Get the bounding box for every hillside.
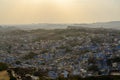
[69,21,120,29]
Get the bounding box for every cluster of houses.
[0,29,120,79]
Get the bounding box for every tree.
[23,52,37,60]
[88,64,99,72]
[15,61,21,65]
[0,62,8,71]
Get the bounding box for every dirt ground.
[0,70,10,80]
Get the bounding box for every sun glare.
[22,0,43,4]
[54,0,73,5]
[21,0,73,6]
[54,0,68,4]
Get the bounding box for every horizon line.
[0,20,120,26]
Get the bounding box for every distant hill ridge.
[0,21,120,30]
[68,21,120,30]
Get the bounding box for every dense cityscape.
[0,26,120,80]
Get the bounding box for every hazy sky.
[0,0,120,24]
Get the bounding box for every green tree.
[0,62,8,71]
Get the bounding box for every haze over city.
[0,0,120,24]
[0,0,120,80]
